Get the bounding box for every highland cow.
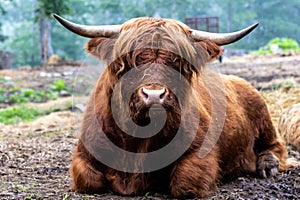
[54,14,290,198]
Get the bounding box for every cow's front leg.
[255,110,289,178]
[170,151,219,198]
[257,151,280,178]
[256,137,288,178]
[105,171,149,196]
[70,144,106,193]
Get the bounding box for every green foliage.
[0,98,73,125]
[62,193,70,200]
[50,79,67,92]
[142,192,150,200]
[0,4,5,15]
[251,0,300,47]
[34,0,72,65]
[11,183,30,191]
[0,31,7,42]
[51,28,87,61]
[2,0,300,66]
[270,38,300,52]
[0,87,58,104]
[0,0,11,42]
[1,22,40,67]
[0,105,43,125]
[35,0,72,20]
[271,80,296,90]
[0,79,70,104]
[251,37,300,55]
[0,88,5,94]
[25,194,35,200]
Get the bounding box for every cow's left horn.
[53,14,121,38]
[191,23,259,45]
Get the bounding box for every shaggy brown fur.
[71,17,289,198]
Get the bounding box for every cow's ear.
[85,37,115,61]
[196,40,223,60]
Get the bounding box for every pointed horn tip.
[52,14,67,26]
[52,14,60,20]
[240,22,259,37]
[52,14,77,35]
[52,14,68,25]
[250,22,259,30]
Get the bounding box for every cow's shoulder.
[221,74,268,119]
[221,74,260,97]
[201,71,258,97]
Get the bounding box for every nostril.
[141,88,149,99]
[159,88,166,100]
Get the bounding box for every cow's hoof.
[257,153,279,178]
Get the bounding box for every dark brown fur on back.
[70,17,289,197]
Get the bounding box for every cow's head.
[54,14,257,129]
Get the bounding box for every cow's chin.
[131,104,167,127]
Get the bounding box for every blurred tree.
[2,0,300,67]
[51,1,96,61]
[0,0,41,67]
[250,0,300,49]
[211,0,257,49]
[3,22,40,67]
[35,0,71,65]
[96,0,210,24]
[0,0,11,42]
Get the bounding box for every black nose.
[140,87,167,105]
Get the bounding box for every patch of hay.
[261,86,300,128]
[47,54,60,65]
[278,103,300,151]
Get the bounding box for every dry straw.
[262,85,300,151]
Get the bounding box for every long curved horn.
[191,23,259,45]
[53,14,121,38]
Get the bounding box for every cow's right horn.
[191,22,259,45]
[53,14,121,38]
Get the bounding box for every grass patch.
[12,183,29,191]
[63,193,70,200]
[0,104,43,125]
[0,97,74,125]
[44,101,73,114]
[0,79,70,104]
[31,182,38,187]
[0,135,6,140]
[251,37,300,55]
[42,132,57,137]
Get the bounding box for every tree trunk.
[38,13,53,65]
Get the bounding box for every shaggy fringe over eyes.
[113,18,213,79]
[86,17,223,81]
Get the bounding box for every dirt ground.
[0,54,300,199]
